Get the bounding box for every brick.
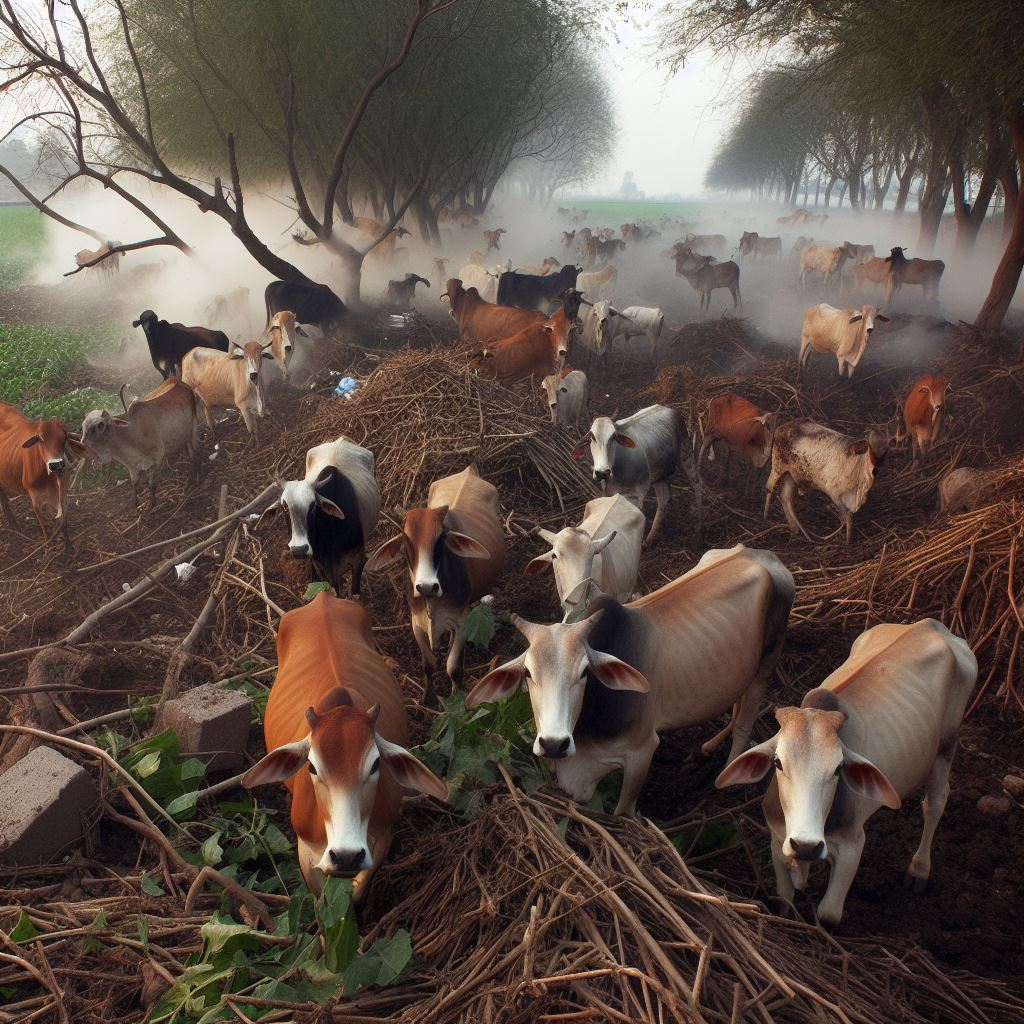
[162,683,252,770]
[0,746,97,865]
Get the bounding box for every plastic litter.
[334,376,358,399]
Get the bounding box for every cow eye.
[833,763,842,777]
[773,757,783,773]
[369,756,380,776]
[307,762,318,776]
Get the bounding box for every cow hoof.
[903,873,928,894]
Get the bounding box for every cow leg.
[843,509,854,546]
[696,434,715,479]
[699,707,736,756]
[412,620,438,705]
[778,476,813,541]
[0,489,19,529]
[905,738,955,892]
[644,481,670,547]
[817,830,866,926]
[350,550,367,598]
[445,619,469,688]
[613,732,659,817]
[770,830,796,904]
[724,667,769,764]
[147,467,159,511]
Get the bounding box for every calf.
[468,545,795,815]
[521,256,562,276]
[541,368,589,428]
[259,436,380,597]
[607,305,664,359]
[242,593,447,899]
[80,379,198,509]
[799,244,854,290]
[181,340,274,443]
[264,280,346,332]
[674,249,741,312]
[365,465,506,704]
[133,309,230,379]
[715,619,976,925]
[798,303,889,380]
[526,494,644,617]
[937,466,1000,516]
[764,419,889,545]
[470,307,578,383]
[588,404,702,545]
[431,257,449,290]
[496,265,581,311]
[561,230,576,251]
[902,374,949,463]
[0,403,90,546]
[738,232,781,260]
[387,273,429,308]
[698,394,776,482]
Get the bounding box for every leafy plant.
[302,581,333,601]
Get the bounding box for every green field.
[564,199,702,223]
[0,204,45,289]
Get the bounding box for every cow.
[132,309,231,380]
[0,403,91,547]
[469,307,578,383]
[715,618,976,925]
[697,394,777,484]
[386,273,430,308]
[257,436,380,597]
[885,247,945,303]
[575,299,615,361]
[561,230,576,252]
[580,236,625,267]
[799,244,854,290]
[241,593,447,899]
[265,310,309,383]
[443,279,544,346]
[206,287,251,330]
[264,281,346,332]
[456,262,504,303]
[674,249,741,311]
[467,544,795,816]
[606,306,664,359]
[352,217,410,261]
[738,232,782,260]
[853,257,893,301]
[798,304,889,380]
[541,368,589,428]
[901,374,949,463]
[80,379,198,509]
[483,228,507,252]
[181,339,274,443]
[843,242,876,265]
[575,264,618,303]
[525,494,645,617]
[684,233,726,256]
[496,265,581,311]
[521,256,562,276]
[365,465,506,704]
[74,240,121,277]
[431,257,450,290]
[588,404,702,545]
[764,419,889,545]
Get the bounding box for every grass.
[0,206,45,289]
[566,199,703,224]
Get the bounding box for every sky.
[585,3,753,199]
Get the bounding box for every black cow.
[264,281,346,332]
[496,264,581,312]
[132,310,230,379]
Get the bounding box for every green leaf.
[201,832,224,867]
[140,873,165,897]
[342,953,382,996]
[9,911,40,943]
[462,602,496,648]
[133,751,162,779]
[138,914,149,950]
[372,930,413,986]
[303,581,333,601]
[167,790,200,817]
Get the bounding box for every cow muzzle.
[289,543,311,559]
[415,580,441,597]
[536,735,572,759]
[46,458,65,475]
[249,371,259,382]
[323,846,367,876]
[786,836,826,861]
[593,469,611,482]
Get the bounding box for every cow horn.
[118,383,129,414]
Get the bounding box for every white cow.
[265,310,311,383]
[764,419,889,545]
[540,369,590,428]
[716,618,977,925]
[576,265,618,303]
[526,495,645,616]
[799,244,853,290]
[181,339,273,443]
[607,306,664,359]
[798,303,889,380]
[457,260,508,303]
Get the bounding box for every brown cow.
[0,403,90,546]
[469,308,578,383]
[442,278,544,347]
[674,248,741,310]
[886,247,945,303]
[901,374,949,462]
[698,394,777,485]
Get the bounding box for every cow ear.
[877,313,890,322]
[317,495,345,519]
[714,740,777,789]
[841,747,901,809]
[849,440,869,455]
[587,648,650,692]
[444,530,490,558]
[241,737,310,788]
[66,438,94,458]
[365,534,408,572]
[466,657,527,707]
[375,735,448,801]
[525,551,555,575]
[228,348,244,359]
[591,530,617,554]
[848,313,864,324]
[253,502,283,531]
[111,417,130,427]
[21,434,42,449]
[614,433,636,448]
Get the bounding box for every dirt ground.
[2,275,1024,1015]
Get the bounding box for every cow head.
[80,408,129,464]
[257,470,346,558]
[526,527,617,616]
[230,339,274,382]
[365,505,489,598]
[242,686,446,878]
[21,418,89,475]
[268,310,302,378]
[132,309,157,333]
[916,376,949,418]
[847,306,889,337]
[588,415,635,485]
[715,704,899,863]
[466,612,648,758]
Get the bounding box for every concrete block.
[0,745,97,866]
[163,683,252,770]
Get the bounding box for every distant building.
[616,171,644,200]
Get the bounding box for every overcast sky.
[587,4,752,198]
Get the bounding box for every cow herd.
[0,204,989,937]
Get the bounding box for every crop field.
[565,198,702,223]
[0,204,44,290]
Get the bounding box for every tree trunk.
[951,141,1003,254]
[837,181,847,208]
[814,176,821,206]
[894,162,917,214]
[873,165,893,209]
[1000,164,1019,241]
[823,175,837,208]
[975,107,1024,333]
